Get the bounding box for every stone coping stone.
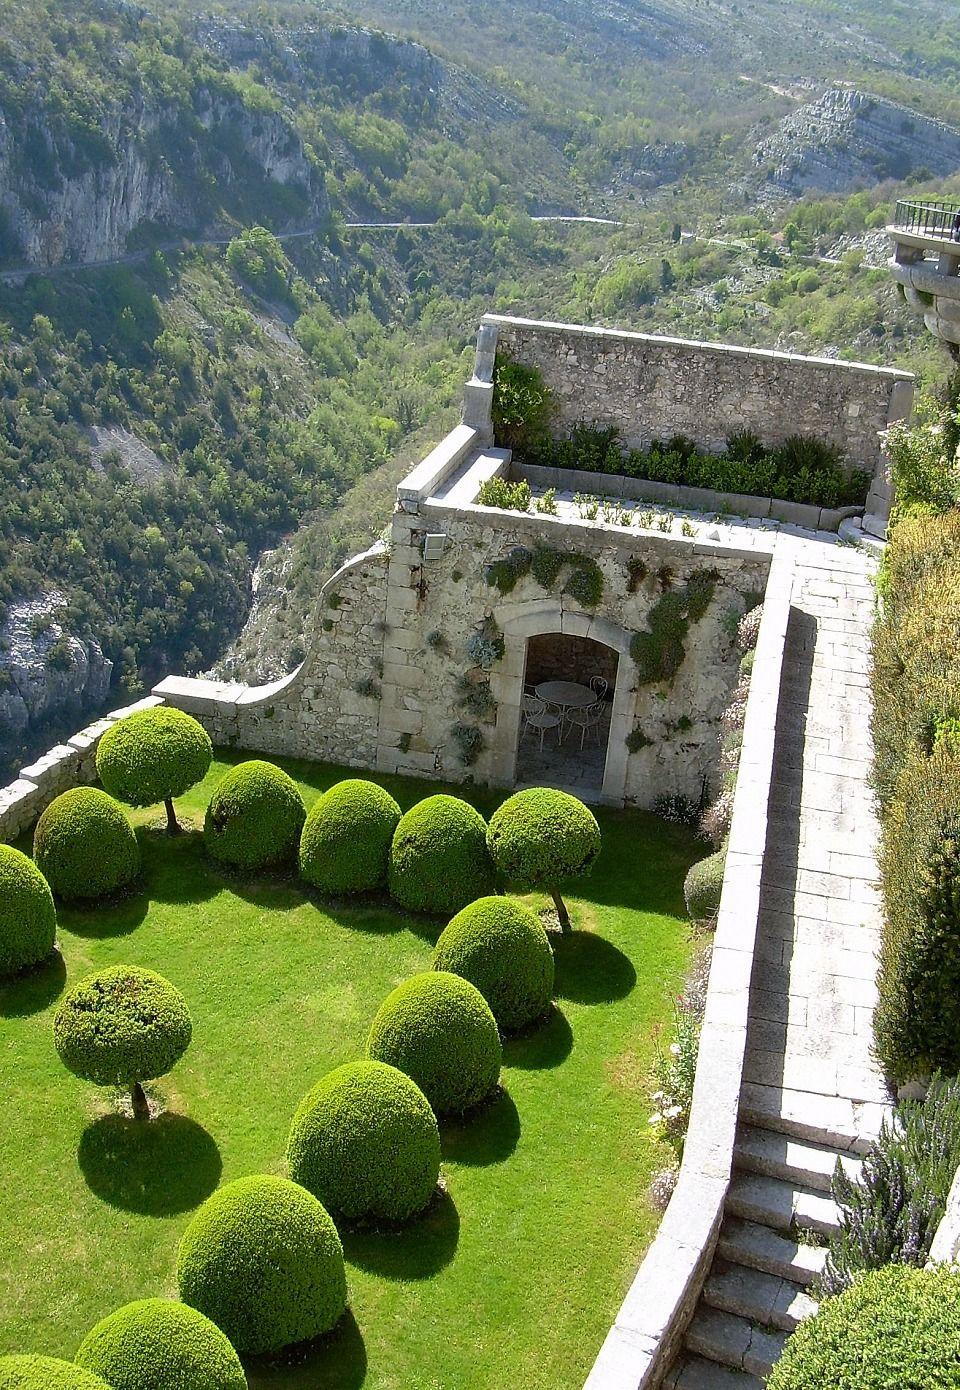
[18,744,79,795]
[397,424,480,506]
[582,552,794,1390]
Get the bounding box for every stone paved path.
[665,536,892,1389]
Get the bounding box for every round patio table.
[535,680,595,710]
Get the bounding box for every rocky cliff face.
[755,87,960,195]
[0,82,327,268]
[0,595,113,748]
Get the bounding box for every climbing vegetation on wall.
[630,571,718,686]
[485,544,604,608]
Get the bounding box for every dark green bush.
[0,845,56,977]
[177,1174,347,1354]
[531,545,565,588]
[204,759,306,870]
[767,1265,960,1390]
[367,971,502,1115]
[485,546,533,594]
[683,851,725,922]
[875,751,960,1080]
[486,788,600,931]
[287,1059,441,1222]
[433,895,554,1031]
[388,794,495,915]
[0,1358,110,1390]
[564,560,603,608]
[54,966,192,1115]
[631,574,717,686]
[299,779,401,894]
[75,1298,246,1390]
[34,787,140,901]
[492,358,553,454]
[96,707,212,833]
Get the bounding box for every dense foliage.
[486,788,600,931]
[388,794,496,914]
[0,844,56,977]
[767,1265,960,1390]
[630,573,718,687]
[96,708,212,830]
[367,970,502,1115]
[33,787,140,900]
[299,778,401,894]
[203,759,306,870]
[75,1299,246,1390]
[287,1059,441,1222]
[683,851,726,923]
[177,1174,347,1354]
[433,895,554,1031]
[0,1358,109,1390]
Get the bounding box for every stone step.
[704,1260,818,1332]
[717,1217,827,1288]
[684,1305,788,1380]
[726,1172,842,1238]
[665,1353,764,1390]
[739,1081,885,1155]
[735,1123,862,1194]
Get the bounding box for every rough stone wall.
[490,315,913,468]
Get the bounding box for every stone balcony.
[888,197,960,351]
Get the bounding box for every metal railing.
[893,198,960,240]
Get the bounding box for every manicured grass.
[0,754,699,1390]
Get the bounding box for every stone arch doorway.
[489,603,637,804]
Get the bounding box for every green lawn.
[0,753,698,1390]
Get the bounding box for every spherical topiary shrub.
[96,706,213,834]
[0,1357,110,1390]
[204,760,306,871]
[486,788,601,931]
[299,779,401,895]
[367,971,502,1115]
[767,1264,960,1390]
[34,787,140,902]
[433,896,554,1032]
[75,1298,246,1390]
[0,844,56,977]
[287,1059,440,1222]
[388,794,495,915]
[177,1174,347,1354]
[54,966,192,1119]
[683,850,725,922]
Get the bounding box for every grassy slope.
[0,754,698,1390]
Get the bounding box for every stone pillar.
[461,321,498,442]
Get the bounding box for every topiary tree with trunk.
[54,966,192,1119]
[96,707,212,835]
[486,788,601,932]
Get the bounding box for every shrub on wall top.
[0,1357,110,1390]
[299,779,401,894]
[367,971,502,1115]
[96,707,212,834]
[388,794,496,915]
[177,1174,347,1354]
[433,896,554,1032]
[287,1059,441,1222]
[0,845,56,978]
[767,1265,960,1390]
[75,1298,246,1390]
[204,759,306,871]
[33,787,140,901]
[486,788,600,931]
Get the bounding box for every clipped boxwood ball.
[433,895,554,1032]
[34,787,140,901]
[299,779,401,894]
[54,966,192,1088]
[0,1357,110,1390]
[367,971,502,1115]
[96,707,212,809]
[204,760,306,870]
[388,794,495,915]
[287,1059,440,1222]
[0,844,56,977]
[177,1174,347,1354]
[75,1298,246,1390]
[684,850,725,922]
[486,788,601,887]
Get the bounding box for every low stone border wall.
[0,695,164,843]
[583,552,794,1390]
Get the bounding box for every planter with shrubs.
[96,707,212,835]
[388,794,495,915]
[0,845,56,978]
[204,759,306,871]
[433,895,554,1032]
[75,1298,246,1390]
[299,778,401,894]
[33,787,140,901]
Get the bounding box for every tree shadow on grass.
[503,1004,573,1070]
[0,949,66,1017]
[245,1309,366,1390]
[78,1112,221,1216]
[340,1187,459,1281]
[139,827,223,907]
[58,886,150,939]
[308,889,406,938]
[552,930,636,1005]
[440,1087,520,1167]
